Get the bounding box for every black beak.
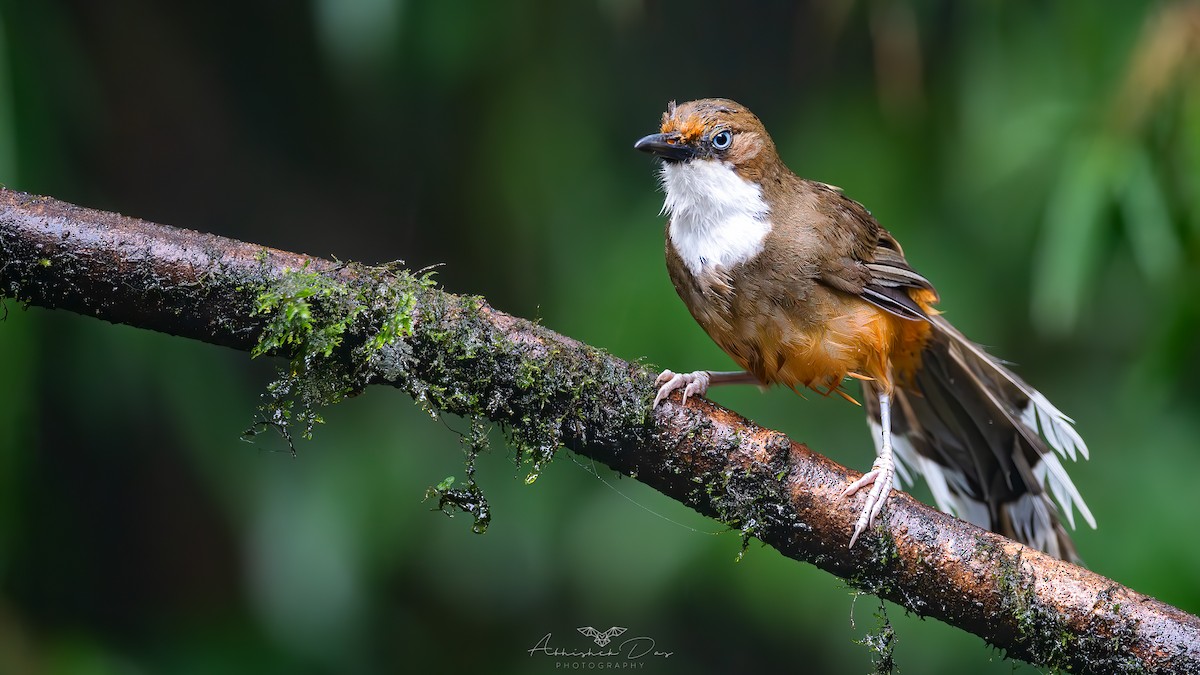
[634,132,694,162]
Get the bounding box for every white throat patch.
[659,159,772,276]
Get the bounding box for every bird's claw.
[653,369,711,407]
[842,453,895,548]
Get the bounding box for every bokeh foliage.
[0,1,1197,673]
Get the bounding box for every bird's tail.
[864,315,1095,562]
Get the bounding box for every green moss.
[734,519,759,563]
[870,527,901,568]
[243,261,433,453]
[845,525,901,598]
[855,599,897,674]
[989,551,1143,674]
[241,258,649,535]
[687,435,807,565]
[995,552,1074,670]
[423,419,492,533]
[407,292,645,489]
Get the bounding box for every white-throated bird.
[635,98,1094,560]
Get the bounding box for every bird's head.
[634,98,780,181]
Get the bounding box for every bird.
[634,98,1095,561]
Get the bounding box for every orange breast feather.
[721,288,936,399]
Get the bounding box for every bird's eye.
[711,130,732,150]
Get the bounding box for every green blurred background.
[1,1,1198,673]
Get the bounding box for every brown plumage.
[637,98,1094,561]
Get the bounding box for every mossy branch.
[1,187,1196,674]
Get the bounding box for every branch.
[1,187,1196,674]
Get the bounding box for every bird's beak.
[634,132,694,162]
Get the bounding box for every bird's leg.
[653,370,758,407]
[842,390,896,548]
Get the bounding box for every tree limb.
[0,187,1196,674]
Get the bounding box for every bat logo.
[577,626,627,647]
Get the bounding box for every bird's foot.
[841,452,895,548]
[653,369,711,407]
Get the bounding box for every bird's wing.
[806,182,937,321]
[859,229,938,321]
